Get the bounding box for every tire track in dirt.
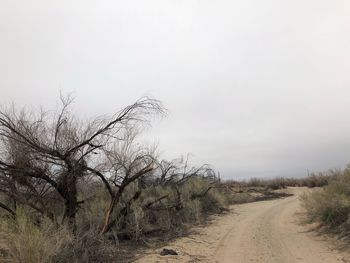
[213,188,349,263]
[135,188,350,263]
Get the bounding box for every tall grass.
[0,210,71,263]
[0,177,233,262]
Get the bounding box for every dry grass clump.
[53,228,119,263]
[230,192,256,204]
[301,167,350,231]
[0,210,71,263]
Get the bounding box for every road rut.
[135,188,350,263]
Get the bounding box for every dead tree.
[87,128,158,234]
[0,95,164,231]
[149,155,218,211]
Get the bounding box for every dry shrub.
[238,172,338,190]
[0,210,71,263]
[106,176,231,241]
[200,189,228,213]
[246,178,265,188]
[0,208,119,263]
[230,192,256,204]
[182,178,229,215]
[139,186,174,231]
[54,228,118,263]
[266,178,287,190]
[301,168,350,231]
[76,185,109,234]
[303,173,334,188]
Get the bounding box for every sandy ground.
[134,187,350,263]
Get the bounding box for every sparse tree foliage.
[0,95,229,262]
[0,95,164,231]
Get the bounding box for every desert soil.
[134,187,350,263]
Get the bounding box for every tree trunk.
[58,172,78,232]
[100,185,125,234]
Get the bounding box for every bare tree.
[155,154,215,186]
[0,95,164,231]
[87,127,158,234]
[145,155,218,212]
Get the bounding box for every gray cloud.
[1,0,350,179]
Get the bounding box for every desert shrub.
[0,207,131,263]
[200,189,228,213]
[73,176,231,243]
[266,178,287,190]
[301,168,350,231]
[0,209,71,263]
[181,199,202,223]
[53,228,118,263]
[76,185,110,234]
[246,178,265,188]
[241,177,289,190]
[230,192,256,204]
[138,185,174,230]
[181,177,230,216]
[237,172,338,190]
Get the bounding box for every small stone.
[160,248,178,256]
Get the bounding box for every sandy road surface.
[135,188,350,263]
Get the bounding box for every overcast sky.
[1,0,350,179]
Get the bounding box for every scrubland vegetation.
[237,172,336,190]
[0,95,344,262]
[0,96,257,262]
[301,167,350,234]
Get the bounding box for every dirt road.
[135,188,350,263]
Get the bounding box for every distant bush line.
[230,172,337,190]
